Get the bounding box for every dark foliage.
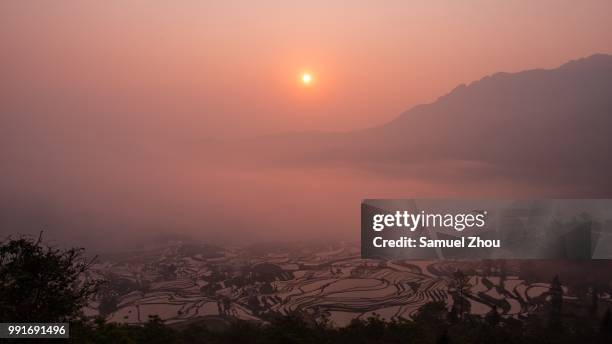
[0,234,102,322]
[67,307,609,344]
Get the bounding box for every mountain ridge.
[210,54,612,195]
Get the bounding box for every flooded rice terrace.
[84,242,610,327]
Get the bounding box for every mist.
[3,2,612,250]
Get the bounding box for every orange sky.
[2,1,612,139]
[2,1,612,246]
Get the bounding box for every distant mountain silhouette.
[214,54,612,195]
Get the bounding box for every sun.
[301,72,313,86]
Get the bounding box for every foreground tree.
[549,274,564,328]
[449,269,472,321]
[0,233,102,322]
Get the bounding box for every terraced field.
[85,242,608,326]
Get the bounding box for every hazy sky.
[2,1,612,139]
[2,1,612,248]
